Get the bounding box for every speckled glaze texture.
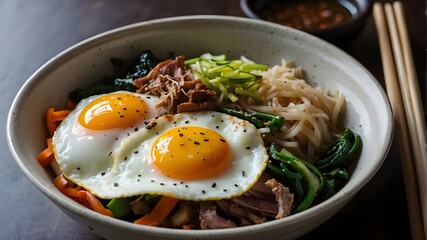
[7,15,393,240]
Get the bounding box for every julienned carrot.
[62,187,82,198]
[46,107,71,137]
[53,174,82,197]
[53,175,111,216]
[38,107,71,166]
[53,174,68,190]
[36,138,54,166]
[134,196,179,226]
[78,190,113,217]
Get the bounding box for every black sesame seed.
[101,172,105,176]
[114,183,119,187]
[194,141,200,145]
[160,183,165,186]
[133,151,139,154]
[246,147,251,149]
[179,133,184,137]
[234,184,239,187]
[220,139,226,142]
[211,182,217,188]
[202,190,206,194]
[77,167,80,170]
[242,171,246,177]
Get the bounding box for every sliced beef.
[199,201,237,229]
[244,173,277,201]
[265,178,294,219]
[216,200,267,226]
[230,195,278,217]
[213,175,294,226]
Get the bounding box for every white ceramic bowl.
[7,15,393,240]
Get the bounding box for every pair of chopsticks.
[373,2,427,239]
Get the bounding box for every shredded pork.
[133,55,218,114]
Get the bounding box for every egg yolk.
[78,93,149,130]
[151,126,231,180]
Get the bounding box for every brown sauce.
[260,0,353,32]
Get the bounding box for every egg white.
[88,111,269,200]
[52,91,160,192]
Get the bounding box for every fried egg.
[52,91,160,190]
[85,111,269,200]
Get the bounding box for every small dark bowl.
[240,0,373,46]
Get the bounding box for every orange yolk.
[151,126,231,180]
[78,93,149,130]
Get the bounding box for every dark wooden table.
[1,0,425,239]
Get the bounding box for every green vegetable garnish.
[315,128,361,171]
[267,128,361,211]
[69,50,159,102]
[219,108,284,133]
[315,128,360,199]
[268,143,324,213]
[185,53,268,103]
[107,198,132,218]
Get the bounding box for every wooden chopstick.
[373,2,426,239]
[386,2,427,235]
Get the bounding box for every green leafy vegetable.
[219,108,284,133]
[268,143,324,213]
[185,53,268,103]
[315,128,361,199]
[267,128,361,212]
[69,50,159,102]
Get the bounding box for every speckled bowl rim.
[7,15,393,239]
